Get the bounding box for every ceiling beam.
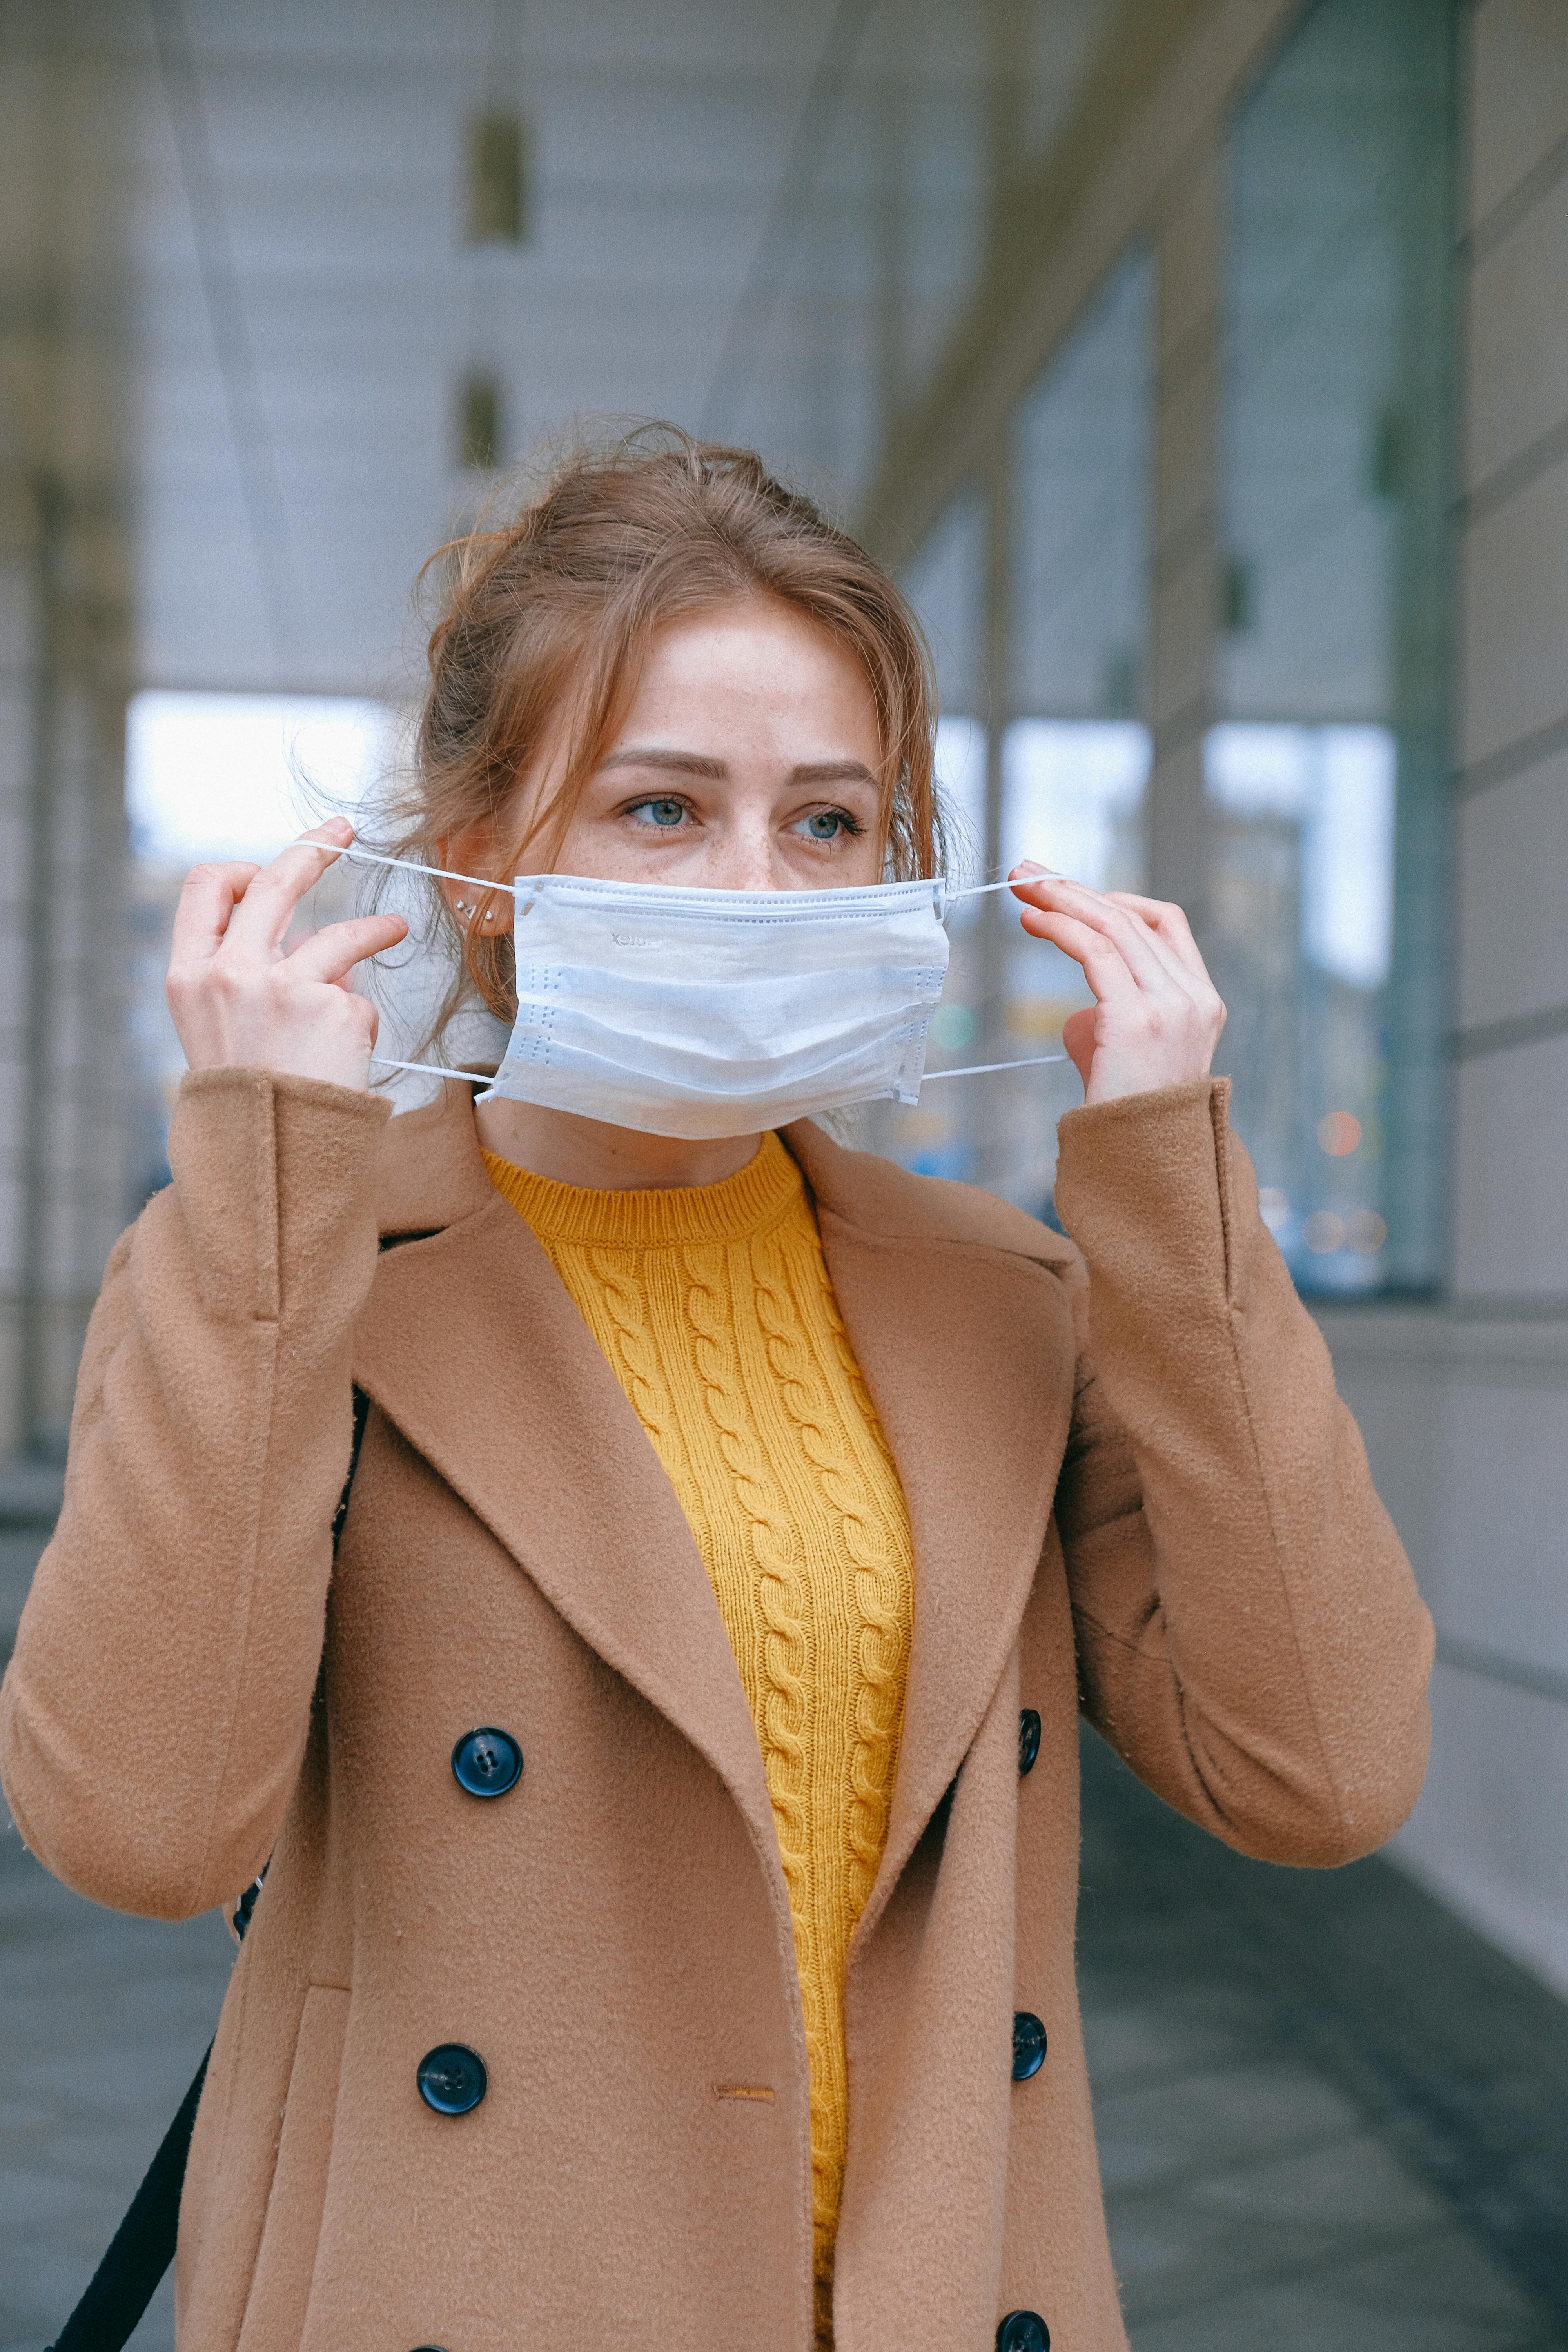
[855,0,1304,568]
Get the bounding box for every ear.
[433,821,512,935]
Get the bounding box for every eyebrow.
[599,746,879,789]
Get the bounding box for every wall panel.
[1457,748,1568,1033]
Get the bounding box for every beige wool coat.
[1,1067,1432,2352]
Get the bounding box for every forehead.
[621,601,880,739]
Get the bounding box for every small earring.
[455,898,475,917]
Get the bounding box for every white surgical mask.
[346,850,1064,1137]
[497,871,951,1139]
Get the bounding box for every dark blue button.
[1018,1708,1041,1776]
[417,2043,487,2116]
[997,2314,1049,2352]
[1012,2011,1047,2082]
[451,1726,522,1798]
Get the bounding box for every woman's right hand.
[166,818,408,1091]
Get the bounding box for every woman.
[0,435,1431,2352]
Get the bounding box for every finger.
[1015,905,1145,1004]
[1098,894,1226,1037]
[285,912,408,987]
[1061,1005,1096,1089]
[1021,875,1211,1005]
[221,819,356,958]
[1013,880,1180,995]
[1103,891,1213,986]
[170,860,263,967]
[1035,889,1227,1069]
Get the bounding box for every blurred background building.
[3,0,1568,2341]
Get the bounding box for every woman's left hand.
[1007,862,1227,1105]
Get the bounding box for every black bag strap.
[332,1382,372,1550]
[46,2048,211,2352]
[46,1385,370,2352]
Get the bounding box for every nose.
[708,818,782,893]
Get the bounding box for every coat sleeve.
[0,1067,391,1919]
[1050,1075,1433,1867]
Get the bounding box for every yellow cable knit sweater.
[484,1132,914,2343]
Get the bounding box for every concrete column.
[973,439,1016,1192]
[0,493,38,1457]
[24,511,132,1453]
[1145,140,1223,926]
[0,33,133,1458]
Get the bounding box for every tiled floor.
[0,1834,232,2351]
[1079,1727,1568,2350]
[0,1501,234,2352]
[4,1497,1568,2348]
[1091,2004,1550,2348]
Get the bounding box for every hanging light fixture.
[467,110,527,244]
[457,372,502,470]
[453,7,527,476]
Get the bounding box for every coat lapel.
[355,1089,1079,1935]
[353,1086,779,1862]
[784,1122,1078,1940]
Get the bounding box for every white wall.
[1318,1308,1568,1994]
[1317,0,1568,2000]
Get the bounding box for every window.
[877,255,1154,1203]
[125,691,390,867]
[900,483,989,881]
[1213,0,1456,1292]
[998,247,1154,1214]
[125,692,393,1196]
[871,488,989,1180]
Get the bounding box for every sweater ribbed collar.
[481,1129,802,1250]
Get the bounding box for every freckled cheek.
[827,823,886,886]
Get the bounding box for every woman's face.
[522,597,886,892]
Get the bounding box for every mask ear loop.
[340,845,550,923]
[370,1054,497,1085]
[346,853,1070,1088]
[338,844,522,897]
[928,870,1071,1078]
[368,1050,1075,1089]
[940,869,1065,907]
[920,1053,1069,1082]
[336,848,523,1091]
[339,848,1062,907]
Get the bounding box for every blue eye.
[632,797,686,829]
[801,810,854,840]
